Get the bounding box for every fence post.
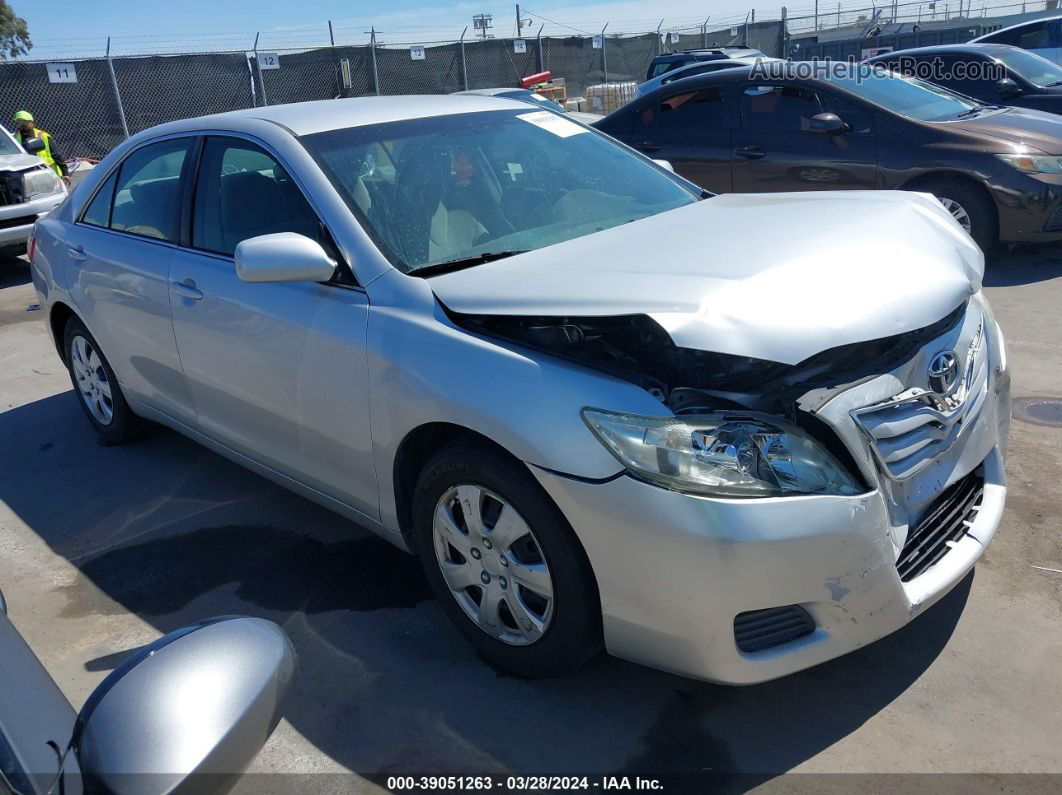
[780,7,787,54]
[253,32,269,106]
[370,27,380,95]
[814,0,819,29]
[105,37,130,139]
[601,23,609,84]
[328,20,342,98]
[537,24,545,73]
[702,18,710,47]
[459,26,468,90]
[656,19,663,55]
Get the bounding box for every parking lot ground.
[1,246,1061,792]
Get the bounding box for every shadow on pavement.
[0,391,972,781]
[983,245,1062,287]
[0,252,31,289]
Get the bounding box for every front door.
[168,136,378,518]
[731,82,878,193]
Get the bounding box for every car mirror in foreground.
[73,616,296,795]
[995,78,1023,97]
[809,112,846,134]
[652,159,676,173]
[22,137,45,154]
[234,232,338,283]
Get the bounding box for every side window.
[741,84,824,132]
[638,88,728,138]
[81,171,118,228]
[109,139,191,241]
[192,138,322,257]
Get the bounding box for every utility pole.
[516,4,522,36]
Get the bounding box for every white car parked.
[30,96,1010,683]
[0,125,67,254]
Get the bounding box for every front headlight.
[995,153,1062,174]
[22,167,64,200]
[582,408,862,498]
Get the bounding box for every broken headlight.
[22,166,63,200]
[582,408,861,498]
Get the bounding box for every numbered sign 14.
[47,63,78,84]
[514,39,526,54]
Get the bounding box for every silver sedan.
[29,95,1009,683]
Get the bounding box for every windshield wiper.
[408,250,529,278]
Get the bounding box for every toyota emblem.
[928,350,960,395]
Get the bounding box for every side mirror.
[234,232,337,284]
[22,136,45,154]
[995,77,1023,97]
[652,158,676,173]
[74,617,296,795]
[809,112,847,134]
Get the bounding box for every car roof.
[160,94,533,137]
[455,87,529,97]
[651,47,761,61]
[972,13,1062,41]
[866,42,1028,59]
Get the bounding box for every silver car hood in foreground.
[0,152,44,172]
[429,190,982,365]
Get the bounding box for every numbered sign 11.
[410,45,426,61]
[257,52,280,69]
[47,63,78,84]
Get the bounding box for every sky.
[12,0,774,56]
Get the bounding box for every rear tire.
[412,441,602,678]
[914,178,997,252]
[63,316,148,445]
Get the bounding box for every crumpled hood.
[0,152,46,172]
[429,190,982,365]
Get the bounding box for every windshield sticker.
[517,110,587,138]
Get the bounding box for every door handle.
[734,146,766,160]
[171,279,203,301]
[66,246,87,262]
[636,140,662,152]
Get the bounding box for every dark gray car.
[866,43,1062,115]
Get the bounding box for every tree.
[0,1,31,59]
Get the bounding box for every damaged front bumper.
[529,294,1011,684]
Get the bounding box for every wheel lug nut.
[480,572,491,585]
[482,538,493,550]
[499,576,507,589]
[499,556,508,567]
[470,548,481,560]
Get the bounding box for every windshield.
[824,64,984,120]
[0,128,21,156]
[302,109,696,274]
[994,47,1062,87]
[496,90,567,113]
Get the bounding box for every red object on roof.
[520,71,551,89]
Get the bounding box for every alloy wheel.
[70,334,114,425]
[432,484,555,645]
[939,197,972,234]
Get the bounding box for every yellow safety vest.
[17,128,62,177]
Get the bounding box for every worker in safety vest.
[13,111,69,182]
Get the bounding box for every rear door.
[63,137,196,421]
[625,84,734,192]
[168,135,377,518]
[731,81,878,192]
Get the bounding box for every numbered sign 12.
[514,39,526,54]
[257,52,280,69]
[47,63,78,84]
[410,45,426,61]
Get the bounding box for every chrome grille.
[852,318,988,480]
[734,605,815,653]
[896,468,984,582]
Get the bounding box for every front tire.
[916,179,997,252]
[63,317,147,445]
[412,441,602,677]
